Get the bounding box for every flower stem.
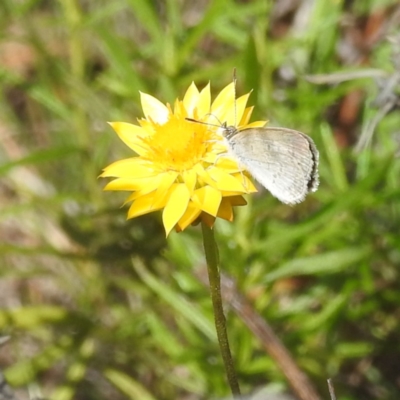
[201,221,241,397]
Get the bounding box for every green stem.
[61,0,100,202]
[201,221,241,397]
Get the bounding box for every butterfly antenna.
[185,118,221,129]
[233,68,237,126]
[203,113,223,126]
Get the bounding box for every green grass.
[1,0,400,399]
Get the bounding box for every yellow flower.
[101,82,266,236]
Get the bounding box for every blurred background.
[1,0,400,399]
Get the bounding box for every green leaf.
[0,146,81,175]
[264,247,371,282]
[105,369,157,400]
[132,259,216,341]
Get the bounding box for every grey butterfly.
[220,124,319,204]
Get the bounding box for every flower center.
[142,115,216,171]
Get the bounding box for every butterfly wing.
[227,127,319,204]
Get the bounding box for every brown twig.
[196,269,321,400]
[327,378,337,400]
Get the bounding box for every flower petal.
[104,178,153,191]
[201,212,216,228]
[177,201,202,231]
[239,106,253,126]
[162,184,191,236]
[152,171,179,208]
[101,158,157,178]
[215,92,251,127]
[182,169,197,194]
[192,186,222,217]
[202,143,227,163]
[229,195,248,206]
[216,198,234,221]
[106,174,165,192]
[124,171,178,204]
[192,163,216,187]
[123,174,171,204]
[232,173,258,193]
[232,93,251,125]
[140,92,170,124]
[207,167,247,192]
[245,120,268,128]
[196,83,211,118]
[128,194,166,219]
[137,118,157,134]
[211,82,235,115]
[109,122,149,155]
[183,82,200,116]
[214,157,242,172]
